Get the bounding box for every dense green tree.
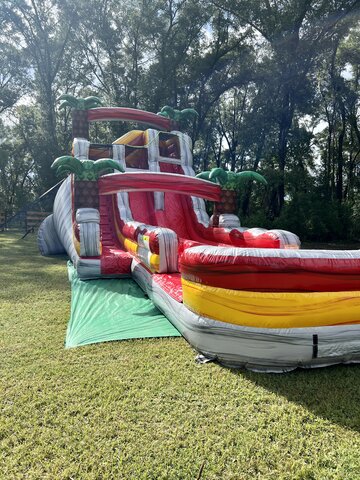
[0,121,36,216]
[0,0,360,240]
[215,0,360,215]
[0,43,29,113]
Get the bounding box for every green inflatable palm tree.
[157,106,198,126]
[57,94,102,139]
[58,95,102,111]
[196,167,267,190]
[52,156,124,181]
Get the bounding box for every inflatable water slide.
[39,105,360,372]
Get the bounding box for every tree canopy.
[1,0,360,240]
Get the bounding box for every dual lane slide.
[38,110,360,372]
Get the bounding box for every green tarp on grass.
[65,262,181,348]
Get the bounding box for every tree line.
[1,0,360,240]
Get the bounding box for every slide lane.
[99,195,133,276]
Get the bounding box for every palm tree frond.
[236,171,267,186]
[196,171,211,181]
[180,108,198,120]
[209,167,228,185]
[56,165,78,177]
[84,96,102,108]
[57,94,79,108]
[57,95,101,110]
[51,156,83,175]
[84,102,101,109]
[51,155,76,169]
[93,159,125,174]
[59,100,71,110]
[158,106,176,119]
[77,98,86,110]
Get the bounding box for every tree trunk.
[241,132,266,216]
[273,90,294,216]
[336,100,346,202]
[325,107,333,199]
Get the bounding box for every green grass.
[2,231,360,479]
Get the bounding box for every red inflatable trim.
[87,107,173,131]
[153,273,183,302]
[180,245,360,292]
[181,270,360,292]
[149,231,160,254]
[98,172,221,202]
[101,246,133,275]
[180,250,360,275]
[98,195,133,275]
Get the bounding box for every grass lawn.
[2,231,360,479]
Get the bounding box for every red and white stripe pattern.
[123,220,179,273]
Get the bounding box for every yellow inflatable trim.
[181,278,360,329]
[73,233,80,256]
[124,237,138,255]
[73,232,102,257]
[113,130,144,146]
[150,253,160,272]
[114,213,160,272]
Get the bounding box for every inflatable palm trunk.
[38,106,360,373]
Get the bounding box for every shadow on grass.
[236,364,360,431]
